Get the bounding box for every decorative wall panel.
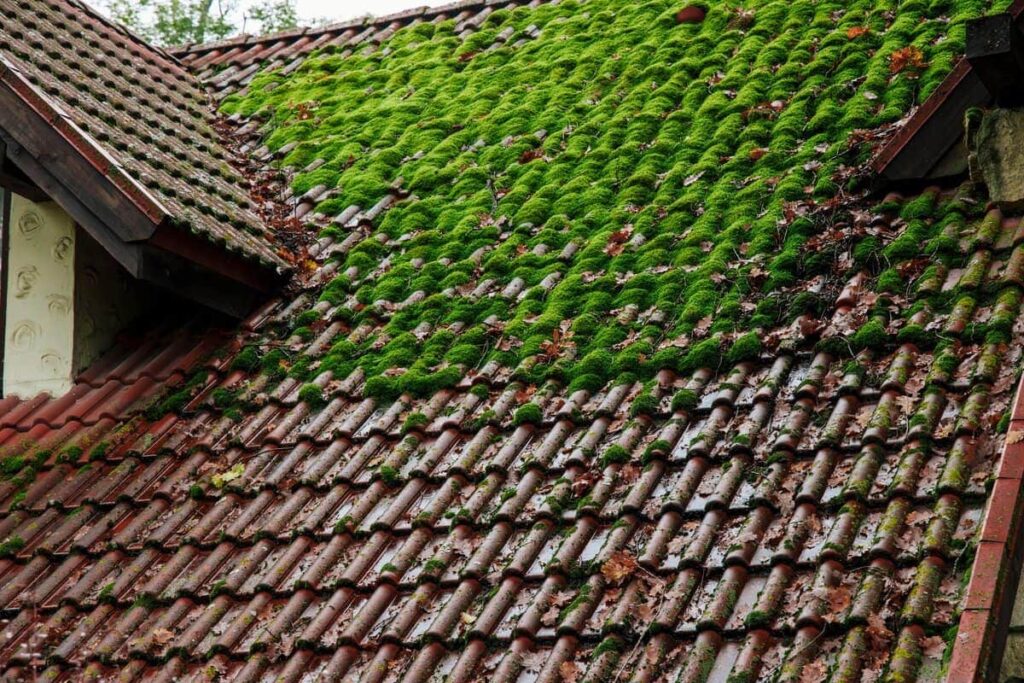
[4,193,75,397]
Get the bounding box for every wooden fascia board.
[0,83,158,244]
[150,223,280,292]
[0,134,145,278]
[873,1,1024,181]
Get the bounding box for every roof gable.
[0,0,291,315]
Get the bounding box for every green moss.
[852,319,890,351]
[216,0,993,394]
[726,332,762,364]
[629,393,659,418]
[378,465,401,487]
[132,593,159,609]
[0,535,25,558]
[643,439,671,464]
[298,383,326,408]
[402,412,430,434]
[600,444,631,467]
[671,389,699,413]
[513,402,544,426]
[423,558,446,574]
[58,446,84,465]
[593,636,623,658]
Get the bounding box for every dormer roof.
[0,0,291,316]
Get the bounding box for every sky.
[295,0,449,24]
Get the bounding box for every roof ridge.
[71,0,192,75]
[169,0,524,57]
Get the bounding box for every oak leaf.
[152,627,175,645]
[800,659,827,683]
[559,661,580,683]
[889,46,927,75]
[601,550,639,584]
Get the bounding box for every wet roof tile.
[3,0,1024,681]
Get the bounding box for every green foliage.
[99,0,300,47]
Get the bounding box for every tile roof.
[0,0,288,270]
[172,1,555,100]
[2,202,1022,681]
[2,0,1024,681]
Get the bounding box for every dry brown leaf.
[921,634,946,659]
[827,585,852,615]
[1008,430,1024,444]
[559,661,580,683]
[601,550,639,584]
[800,658,827,683]
[847,26,869,39]
[866,613,894,651]
[889,46,927,75]
[152,627,175,645]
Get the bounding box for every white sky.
[296,0,449,24]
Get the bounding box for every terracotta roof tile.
[4,0,1024,681]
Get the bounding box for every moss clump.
[600,444,631,467]
[897,324,935,348]
[0,535,25,558]
[89,442,110,461]
[671,389,699,414]
[402,412,430,434]
[852,319,890,351]
[378,465,401,487]
[629,392,659,418]
[726,332,762,364]
[513,403,544,426]
[298,383,326,408]
[58,446,83,465]
[681,337,722,373]
[230,346,261,372]
[642,439,671,464]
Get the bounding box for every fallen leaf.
[1008,430,1024,444]
[800,658,827,683]
[847,26,869,39]
[559,661,580,683]
[828,585,852,615]
[890,46,927,75]
[211,463,245,489]
[152,627,175,645]
[921,634,946,659]
[602,550,639,584]
[866,613,894,651]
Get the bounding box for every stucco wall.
[3,193,76,397]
